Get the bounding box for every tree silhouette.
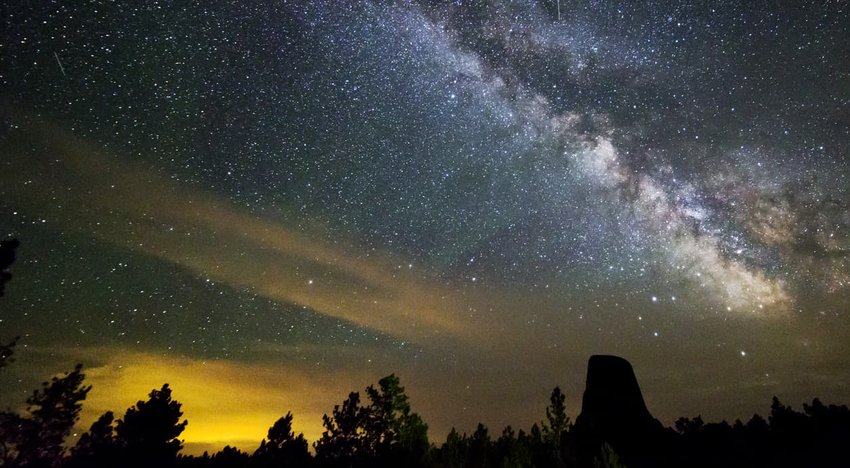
[593,442,626,468]
[495,425,532,468]
[542,386,571,466]
[0,364,90,467]
[542,387,570,445]
[435,428,467,468]
[768,395,814,454]
[674,414,705,434]
[803,397,850,435]
[468,423,491,468]
[0,411,25,466]
[208,445,249,468]
[0,336,18,371]
[525,422,549,467]
[0,239,19,298]
[315,375,428,467]
[253,412,310,467]
[745,413,769,435]
[363,374,429,465]
[0,239,20,369]
[68,411,118,468]
[115,384,188,468]
[315,391,368,465]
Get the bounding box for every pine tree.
[68,411,117,468]
[0,239,20,369]
[315,375,429,466]
[253,412,310,467]
[315,391,368,465]
[364,374,429,464]
[0,364,90,467]
[542,386,571,448]
[115,384,187,468]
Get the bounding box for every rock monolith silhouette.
[573,355,668,467]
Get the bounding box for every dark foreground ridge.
[2,344,850,467]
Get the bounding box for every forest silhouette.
[2,240,850,468]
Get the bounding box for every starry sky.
[1,0,849,455]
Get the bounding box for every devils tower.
[573,355,668,467]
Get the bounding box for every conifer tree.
[115,384,187,468]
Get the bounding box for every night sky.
[1,0,849,455]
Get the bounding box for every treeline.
[1,365,558,468]
[1,363,850,468]
[670,397,850,468]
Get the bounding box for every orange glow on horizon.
[77,348,376,455]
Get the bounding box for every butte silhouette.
[574,355,671,467]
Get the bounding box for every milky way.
[1,0,849,454]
